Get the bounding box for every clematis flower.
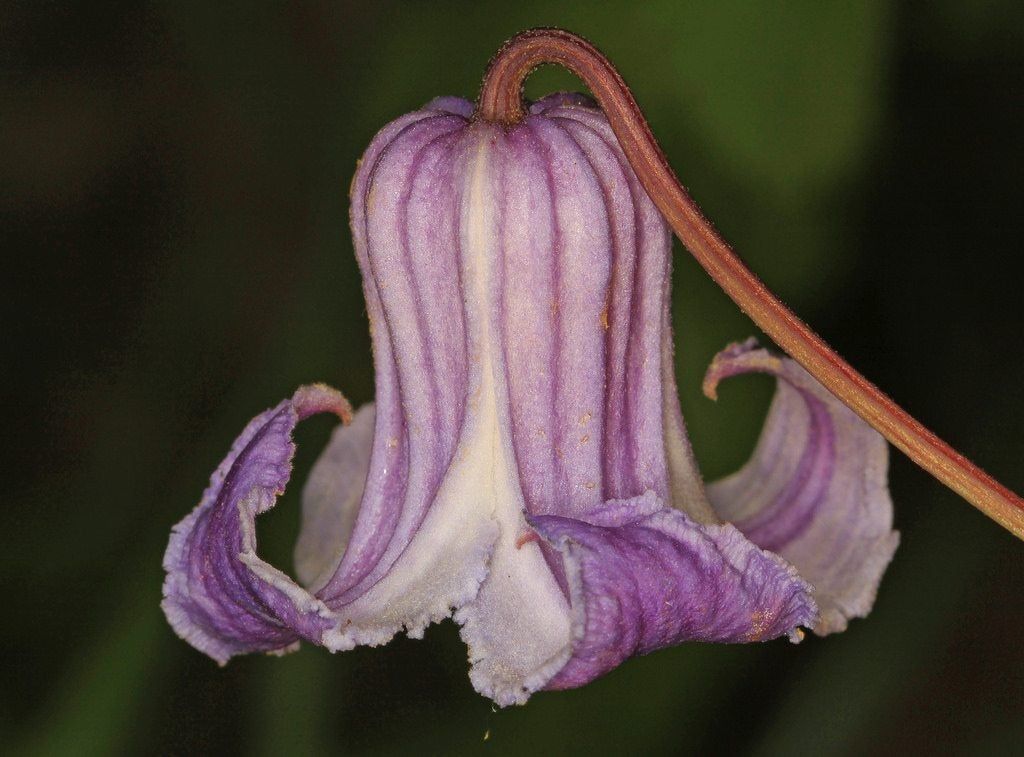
[162,92,898,705]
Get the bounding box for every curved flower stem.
[476,28,1024,540]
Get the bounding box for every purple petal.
[327,109,471,606]
[705,340,899,634]
[311,104,502,650]
[454,95,716,703]
[161,385,352,663]
[499,98,682,517]
[535,99,717,523]
[531,492,817,691]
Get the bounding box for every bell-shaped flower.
[162,94,898,706]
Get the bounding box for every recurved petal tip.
[161,385,350,663]
[706,340,899,635]
[703,337,781,401]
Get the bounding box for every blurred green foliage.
[3,1,1022,754]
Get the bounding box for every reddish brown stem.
[477,28,1024,540]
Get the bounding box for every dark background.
[3,2,1022,754]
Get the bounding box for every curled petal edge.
[705,339,899,635]
[161,385,352,664]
